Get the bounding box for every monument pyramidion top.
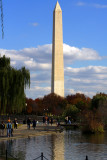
[54,1,62,11]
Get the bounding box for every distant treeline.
[25,92,107,133]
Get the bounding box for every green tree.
[0,55,30,114]
[63,104,79,121]
[91,93,107,125]
[91,93,107,109]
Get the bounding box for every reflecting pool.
[0,130,107,160]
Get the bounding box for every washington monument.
[51,1,64,97]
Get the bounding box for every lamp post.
[47,108,48,116]
[43,108,48,116]
[25,103,27,122]
[43,109,45,116]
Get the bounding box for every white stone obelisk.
[51,1,64,97]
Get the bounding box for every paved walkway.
[0,123,63,141]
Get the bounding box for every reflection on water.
[0,130,107,160]
[64,130,107,160]
[52,133,64,160]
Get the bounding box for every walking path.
[0,123,63,141]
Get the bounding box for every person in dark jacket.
[0,121,5,136]
[43,116,45,125]
[27,118,31,129]
[50,117,53,126]
[14,118,18,129]
[32,119,36,129]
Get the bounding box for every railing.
[5,150,48,160]
[33,152,48,160]
[6,149,18,160]
[5,149,88,160]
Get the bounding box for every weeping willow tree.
[0,55,30,114]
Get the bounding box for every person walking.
[7,120,12,137]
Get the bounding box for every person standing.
[32,119,36,130]
[45,116,48,125]
[43,116,45,125]
[27,118,31,129]
[47,117,50,125]
[56,117,60,127]
[14,118,18,129]
[0,121,5,136]
[7,120,12,137]
[50,117,53,126]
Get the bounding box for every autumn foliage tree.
[34,98,44,114]
[41,93,67,115]
[81,92,107,133]
[25,94,67,115]
[63,93,91,122]
[81,109,104,133]
[26,98,33,114]
[66,93,91,111]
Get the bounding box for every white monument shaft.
[51,1,64,97]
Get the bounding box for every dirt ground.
[0,123,63,141]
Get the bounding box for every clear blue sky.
[0,0,107,99]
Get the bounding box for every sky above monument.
[0,0,107,99]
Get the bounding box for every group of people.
[27,118,37,130]
[26,116,55,129]
[65,116,71,124]
[43,116,53,126]
[0,116,62,137]
[0,117,18,137]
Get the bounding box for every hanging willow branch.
[0,56,30,114]
[0,0,4,38]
